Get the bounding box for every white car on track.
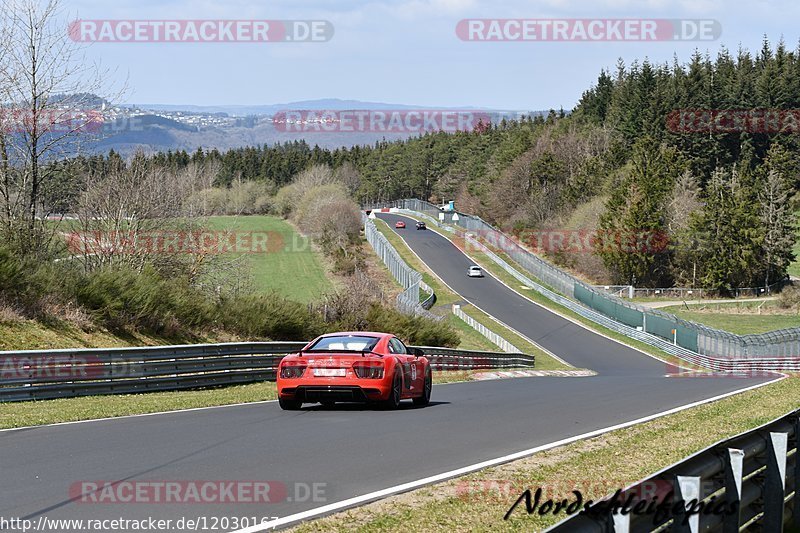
[467,265,484,278]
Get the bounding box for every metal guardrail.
[420,280,436,310]
[546,406,800,532]
[0,342,306,401]
[0,342,534,402]
[413,345,534,371]
[362,212,441,320]
[452,304,522,354]
[373,199,800,366]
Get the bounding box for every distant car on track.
[468,265,484,278]
[277,332,432,410]
[416,221,426,230]
[395,221,406,229]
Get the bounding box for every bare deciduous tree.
[666,170,702,235]
[333,161,361,196]
[73,153,182,272]
[0,0,122,255]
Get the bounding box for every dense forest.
[48,40,800,292]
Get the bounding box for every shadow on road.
[303,401,450,412]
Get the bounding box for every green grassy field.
[54,215,333,303]
[202,216,333,302]
[661,303,800,334]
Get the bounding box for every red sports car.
[277,332,432,410]
[395,220,406,229]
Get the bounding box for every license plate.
[313,368,346,377]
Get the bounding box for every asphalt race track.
[0,213,776,531]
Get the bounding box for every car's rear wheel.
[383,371,402,409]
[413,369,432,406]
[279,397,302,410]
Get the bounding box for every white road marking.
[232,375,782,532]
[0,378,481,433]
[0,399,280,432]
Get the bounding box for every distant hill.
[61,97,551,156]
[124,98,492,117]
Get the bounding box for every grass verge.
[290,376,794,532]
[661,303,800,334]
[204,215,333,303]
[447,312,500,352]
[0,319,226,351]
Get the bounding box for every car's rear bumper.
[279,384,388,403]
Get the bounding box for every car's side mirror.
[408,347,424,357]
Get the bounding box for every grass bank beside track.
[373,219,568,369]
[660,302,800,334]
[291,375,795,532]
[202,216,333,302]
[0,320,196,351]
[0,369,507,429]
[458,305,569,371]
[51,215,334,303]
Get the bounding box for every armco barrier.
[420,279,437,310]
[546,406,800,532]
[415,346,534,371]
[363,211,440,320]
[0,342,534,402]
[452,304,521,353]
[371,199,800,368]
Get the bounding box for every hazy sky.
[65,0,797,109]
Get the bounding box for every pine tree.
[597,137,677,285]
[689,166,761,291]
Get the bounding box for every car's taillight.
[280,365,306,378]
[353,363,384,379]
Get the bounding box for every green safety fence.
[575,284,698,352]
